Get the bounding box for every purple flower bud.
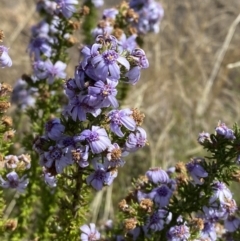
[45,118,65,141]
[186,158,208,185]
[198,131,211,144]
[125,127,147,152]
[215,122,235,140]
[146,167,169,184]
[0,45,12,68]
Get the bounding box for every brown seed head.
[131,108,145,126]
[0,83,12,96]
[231,170,240,182]
[68,20,81,30]
[118,199,129,211]
[80,5,90,16]
[4,219,18,231]
[175,162,187,173]
[0,102,10,113]
[113,28,124,40]
[190,218,204,231]
[126,9,138,22]
[0,30,4,42]
[124,218,137,231]
[139,198,153,212]
[3,130,15,141]
[1,116,13,127]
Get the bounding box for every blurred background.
[1,0,240,222]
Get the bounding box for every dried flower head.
[80,5,90,16]
[139,198,153,212]
[4,219,18,231]
[0,30,4,42]
[124,218,137,231]
[0,101,11,113]
[3,130,15,141]
[175,162,187,174]
[1,116,13,127]
[0,83,12,96]
[131,108,145,126]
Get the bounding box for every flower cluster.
[0,41,30,193]
[107,121,240,240]
[34,34,149,190]
[129,0,164,34]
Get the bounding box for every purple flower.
[11,79,37,109]
[199,221,217,241]
[43,170,57,187]
[80,223,100,241]
[74,126,111,154]
[202,205,225,222]
[55,0,78,18]
[186,158,208,185]
[45,59,67,84]
[0,45,12,68]
[145,209,168,231]
[198,131,211,144]
[72,145,89,168]
[150,184,173,207]
[65,94,101,121]
[86,160,117,190]
[118,34,137,52]
[0,171,29,192]
[146,167,169,184]
[43,145,73,173]
[224,216,240,232]
[81,43,101,70]
[33,60,48,79]
[107,109,136,137]
[209,181,232,204]
[125,127,147,152]
[91,22,113,39]
[167,223,190,241]
[131,48,149,69]
[37,0,57,14]
[91,0,104,8]
[91,49,130,80]
[64,78,82,99]
[103,8,118,19]
[28,37,51,60]
[88,78,119,108]
[45,118,65,141]
[125,66,141,85]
